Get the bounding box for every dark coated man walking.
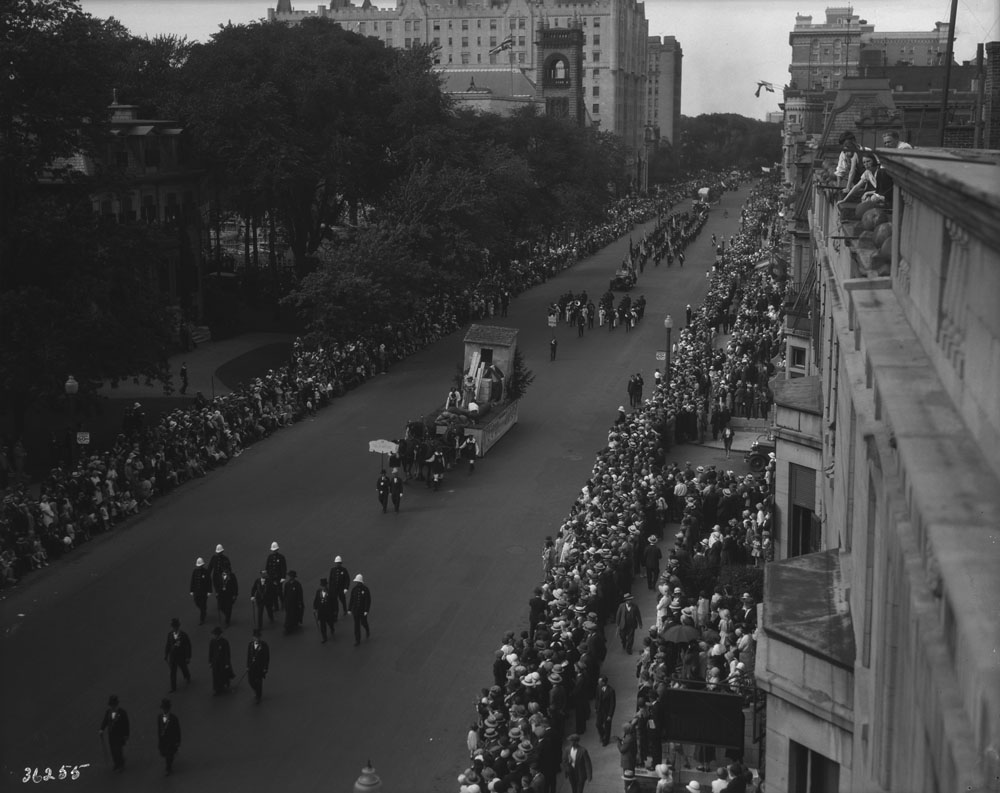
[246,629,270,703]
[99,695,130,772]
[164,618,192,692]
[348,573,372,646]
[156,699,181,776]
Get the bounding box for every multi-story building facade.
[760,139,1000,793]
[760,24,1000,787]
[268,0,653,179]
[646,34,682,145]
[789,7,874,91]
[861,22,951,68]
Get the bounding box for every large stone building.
[759,17,1000,788]
[646,35,682,145]
[760,140,1000,793]
[268,0,656,182]
[788,7,874,91]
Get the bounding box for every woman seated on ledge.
[838,152,894,219]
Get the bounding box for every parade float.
[431,325,524,457]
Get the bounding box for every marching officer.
[313,578,337,642]
[389,472,404,513]
[164,618,192,692]
[265,541,287,611]
[376,470,390,513]
[329,556,350,613]
[217,568,239,626]
[99,695,130,772]
[189,557,211,625]
[246,629,270,703]
[207,544,231,595]
[282,570,304,634]
[348,573,372,646]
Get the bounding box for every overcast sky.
[81,0,1000,119]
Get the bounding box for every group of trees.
[1,0,777,432]
[1,0,187,432]
[650,114,781,181]
[1,1,629,428]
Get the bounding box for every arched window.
[543,55,570,86]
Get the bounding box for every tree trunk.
[268,212,280,320]
[243,215,251,271]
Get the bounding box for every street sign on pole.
[547,315,557,328]
[76,432,91,446]
[655,351,666,361]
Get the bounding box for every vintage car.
[609,266,637,291]
[744,434,775,472]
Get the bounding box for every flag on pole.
[490,34,514,55]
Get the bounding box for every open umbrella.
[659,623,700,644]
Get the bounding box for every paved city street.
[2,186,753,792]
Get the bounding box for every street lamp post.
[664,316,673,389]
[64,375,79,468]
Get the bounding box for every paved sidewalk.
[96,332,295,401]
[582,437,755,793]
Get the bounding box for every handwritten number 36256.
[21,765,89,783]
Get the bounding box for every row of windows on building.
[98,191,195,226]
[419,34,603,51]
[356,16,602,34]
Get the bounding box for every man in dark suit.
[528,586,547,640]
[571,674,591,735]
[164,618,192,692]
[99,695,130,772]
[389,473,404,513]
[189,557,211,625]
[723,762,749,793]
[534,722,563,793]
[250,570,275,629]
[313,578,337,643]
[216,568,239,626]
[347,573,372,646]
[208,627,233,695]
[615,594,642,654]
[156,699,181,776]
[246,629,270,703]
[282,570,304,633]
[595,676,617,746]
[738,593,757,629]
[561,733,593,793]
[376,471,390,513]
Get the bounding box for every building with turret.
[268,0,657,186]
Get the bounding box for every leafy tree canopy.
[166,20,449,274]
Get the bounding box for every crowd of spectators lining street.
[0,170,743,588]
[455,179,784,793]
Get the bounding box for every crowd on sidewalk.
[455,177,784,793]
[0,171,738,590]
